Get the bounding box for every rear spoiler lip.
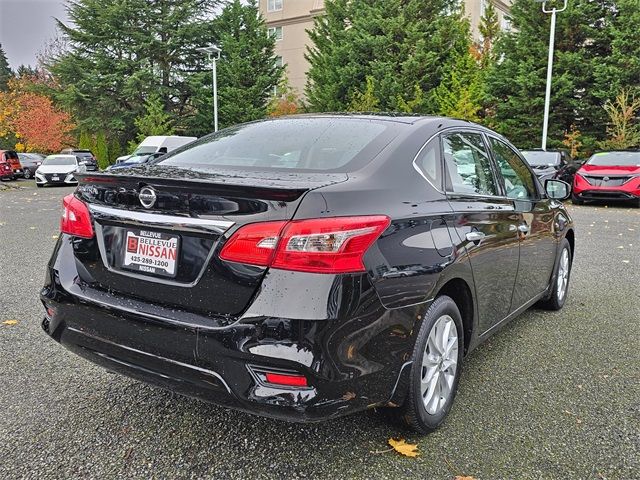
[75,170,349,201]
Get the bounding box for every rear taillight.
[61,194,94,239]
[220,216,390,274]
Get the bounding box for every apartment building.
[259,0,513,96]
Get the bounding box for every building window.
[268,0,283,12]
[500,15,512,32]
[274,55,283,68]
[268,26,283,41]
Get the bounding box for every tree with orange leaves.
[0,77,74,153]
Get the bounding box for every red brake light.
[220,216,390,274]
[219,221,287,266]
[264,372,308,387]
[61,194,94,239]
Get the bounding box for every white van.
[115,135,197,164]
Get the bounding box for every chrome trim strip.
[89,204,234,234]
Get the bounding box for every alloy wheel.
[557,248,570,301]
[421,314,458,415]
[23,169,31,179]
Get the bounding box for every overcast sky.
[0,0,69,69]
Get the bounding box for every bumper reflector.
[264,372,308,387]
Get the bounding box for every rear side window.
[489,138,537,200]
[414,138,442,190]
[159,118,391,172]
[442,132,498,196]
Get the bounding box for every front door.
[442,131,521,333]
[488,136,558,310]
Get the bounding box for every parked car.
[41,115,575,433]
[60,149,98,171]
[0,150,24,179]
[17,153,45,179]
[572,150,640,206]
[115,135,197,164]
[0,158,13,180]
[520,149,580,186]
[35,154,87,187]
[104,152,164,171]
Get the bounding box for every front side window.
[442,132,498,196]
[490,137,537,200]
[268,0,283,12]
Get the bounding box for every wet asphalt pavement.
[0,180,638,479]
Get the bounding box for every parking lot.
[0,180,638,480]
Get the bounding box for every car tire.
[538,238,572,311]
[23,169,31,179]
[36,183,43,188]
[395,295,464,434]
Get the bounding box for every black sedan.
[41,115,575,433]
[520,149,581,186]
[17,153,45,179]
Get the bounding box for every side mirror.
[545,179,570,200]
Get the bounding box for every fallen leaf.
[52,235,59,239]
[454,477,477,480]
[388,438,419,458]
[341,391,356,401]
[2,320,18,326]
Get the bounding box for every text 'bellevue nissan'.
[41,115,575,433]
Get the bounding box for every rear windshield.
[43,156,76,166]
[521,151,561,166]
[158,118,393,172]
[587,151,640,166]
[76,152,94,159]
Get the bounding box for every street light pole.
[197,45,222,132]
[538,0,567,151]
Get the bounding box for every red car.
[0,159,14,180]
[572,151,640,206]
[0,150,23,179]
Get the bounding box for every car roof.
[267,112,449,125]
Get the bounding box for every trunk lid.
[74,165,347,317]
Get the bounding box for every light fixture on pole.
[536,0,567,150]
[197,44,222,132]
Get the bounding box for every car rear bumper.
[40,236,419,422]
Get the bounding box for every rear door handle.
[465,231,485,243]
[518,224,530,234]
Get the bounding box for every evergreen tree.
[94,131,109,169]
[305,0,470,113]
[50,0,220,142]
[108,137,122,164]
[486,0,620,150]
[593,0,640,101]
[78,131,93,150]
[0,44,12,91]
[201,0,282,131]
[133,94,175,142]
[478,2,500,68]
[348,76,380,112]
[432,49,483,122]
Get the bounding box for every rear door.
[442,131,521,333]
[487,136,557,310]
